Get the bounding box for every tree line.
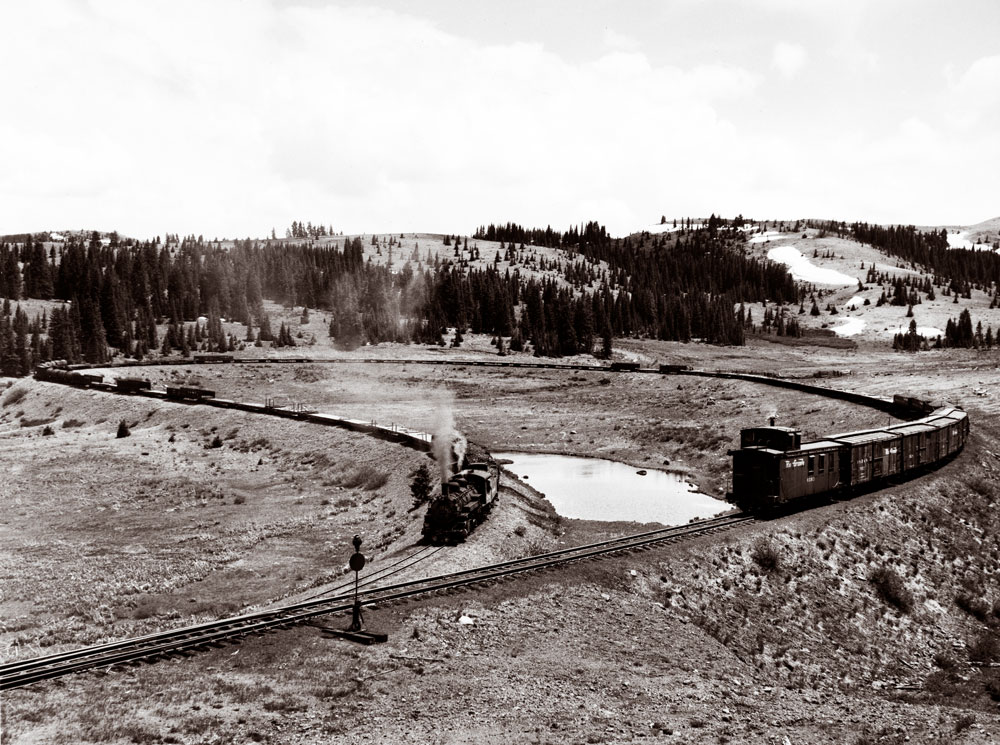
[852,222,1000,289]
[0,218,809,374]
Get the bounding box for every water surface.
[497,452,731,525]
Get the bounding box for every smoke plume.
[431,394,467,482]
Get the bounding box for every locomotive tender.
[729,405,969,512]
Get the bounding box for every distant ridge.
[0,229,125,243]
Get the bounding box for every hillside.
[4,218,1000,374]
[912,217,1000,251]
[965,217,1000,247]
[743,226,1000,347]
[308,231,613,298]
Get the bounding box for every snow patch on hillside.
[749,230,783,244]
[832,318,866,336]
[642,223,702,234]
[947,231,973,249]
[880,325,944,339]
[767,246,858,286]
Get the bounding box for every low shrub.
[956,592,990,621]
[964,476,997,500]
[933,651,957,670]
[339,464,390,491]
[751,538,781,573]
[985,671,1000,701]
[870,566,913,612]
[967,630,1000,663]
[62,418,85,428]
[41,425,54,436]
[116,420,131,438]
[954,713,976,733]
[20,417,55,428]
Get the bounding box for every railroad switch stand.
[320,535,388,645]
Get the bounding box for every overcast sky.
[1,0,998,239]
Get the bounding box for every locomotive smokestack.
[769,416,776,427]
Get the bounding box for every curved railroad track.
[68,352,909,417]
[31,354,926,458]
[0,512,754,691]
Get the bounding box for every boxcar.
[115,377,152,394]
[829,430,901,484]
[885,421,938,470]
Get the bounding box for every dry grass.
[2,384,28,407]
[335,463,391,490]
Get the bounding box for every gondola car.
[164,385,216,401]
[610,361,640,372]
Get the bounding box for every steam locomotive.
[421,438,501,545]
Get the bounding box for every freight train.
[729,404,969,512]
[32,358,969,527]
[34,364,214,400]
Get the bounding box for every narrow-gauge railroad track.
[296,544,445,602]
[32,355,928,459]
[0,513,754,691]
[61,353,914,417]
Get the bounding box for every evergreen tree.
[410,464,434,507]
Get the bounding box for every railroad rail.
[0,513,754,691]
[47,354,924,438]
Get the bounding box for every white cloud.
[0,1,764,238]
[830,43,879,73]
[602,28,641,52]
[771,42,807,79]
[0,1,997,238]
[954,55,1000,106]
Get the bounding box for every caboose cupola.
[739,426,801,451]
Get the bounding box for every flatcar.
[729,405,968,512]
[193,354,234,364]
[659,363,690,374]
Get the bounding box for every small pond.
[496,452,732,525]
